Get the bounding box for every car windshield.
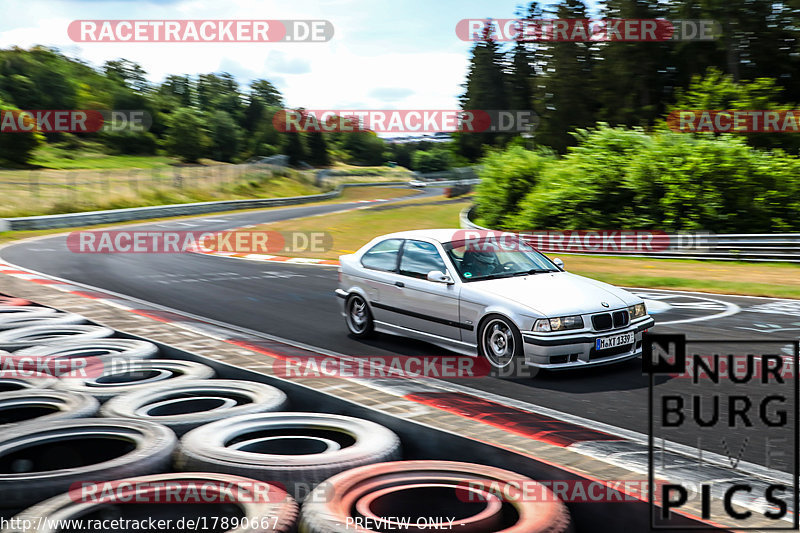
[444,237,560,281]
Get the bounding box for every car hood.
[463,272,640,317]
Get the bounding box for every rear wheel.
[478,315,523,371]
[345,294,374,338]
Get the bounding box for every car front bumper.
[520,317,655,370]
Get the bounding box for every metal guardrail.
[460,206,800,263]
[0,182,408,232]
[416,166,481,181]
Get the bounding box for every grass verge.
[253,194,473,257]
[0,186,416,246]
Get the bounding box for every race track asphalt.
[2,186,797,470]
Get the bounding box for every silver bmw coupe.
[335,229,655,370]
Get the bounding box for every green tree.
[209,110,243,162]
[103,59,150,93]
[157,75,194,108]
[411,147,452,172]
[536,0,596,152]
[457,22,509,160]
[250,80,283,107]
[307,131,330,166]
[338,131,388,165]
[593,0,671,127]
[474,145,552,227]
[164,108,211,162]
[494,125,800,232]
[284,133,306,166]
[669,0,800,102]
[664,67,799,152]
[197,73,242,119]
[0,97,43,165]
[508,40,536,111]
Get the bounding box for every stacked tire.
[0,296,572,532]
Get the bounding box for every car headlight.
[628,303,646,319]
[533,315,584,332]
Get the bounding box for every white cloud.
[264,50,310,75]
[0,0,474,109]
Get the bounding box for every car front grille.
[591,310,630,331]
[592,313,613,331]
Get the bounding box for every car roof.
[375,229,470,244]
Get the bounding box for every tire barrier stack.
[0,325,115,350]
[0,390,98,429]
[55,359,218,402]
[0,295,572,532]
[175,412,402,496]
[100,380,289,436]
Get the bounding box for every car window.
[444,238,558,281]
[399,240,447,279]
[361,239,402,271]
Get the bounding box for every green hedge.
[475,125,800,232]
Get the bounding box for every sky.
[0,0,569,110]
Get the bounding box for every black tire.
[344,294,374,338]
[54,359,216,402]
[13,338,158,362]
[0,325,114,351]
[0,312,86,331]
[299,460,572,533]
[10,340,158,377]
[0,389,99,429]
[0,418,176,509]
[0,373,58,392]
[0,306,57,319]
[176,412,401,500]
[100,379,289,436]
[4,472,299,533]
[477,314,524,373]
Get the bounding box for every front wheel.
[478,315,523,371]
[345,294,374,338]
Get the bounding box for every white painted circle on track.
[632,290,741,325]
[642,299,672,314]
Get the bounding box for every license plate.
[596,332,634,350]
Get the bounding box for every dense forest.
[465,0,800,232]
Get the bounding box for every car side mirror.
[427,270,454,284]
[553,258,565,270]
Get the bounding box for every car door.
[392,239,464,340]
[357,238,406,324]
